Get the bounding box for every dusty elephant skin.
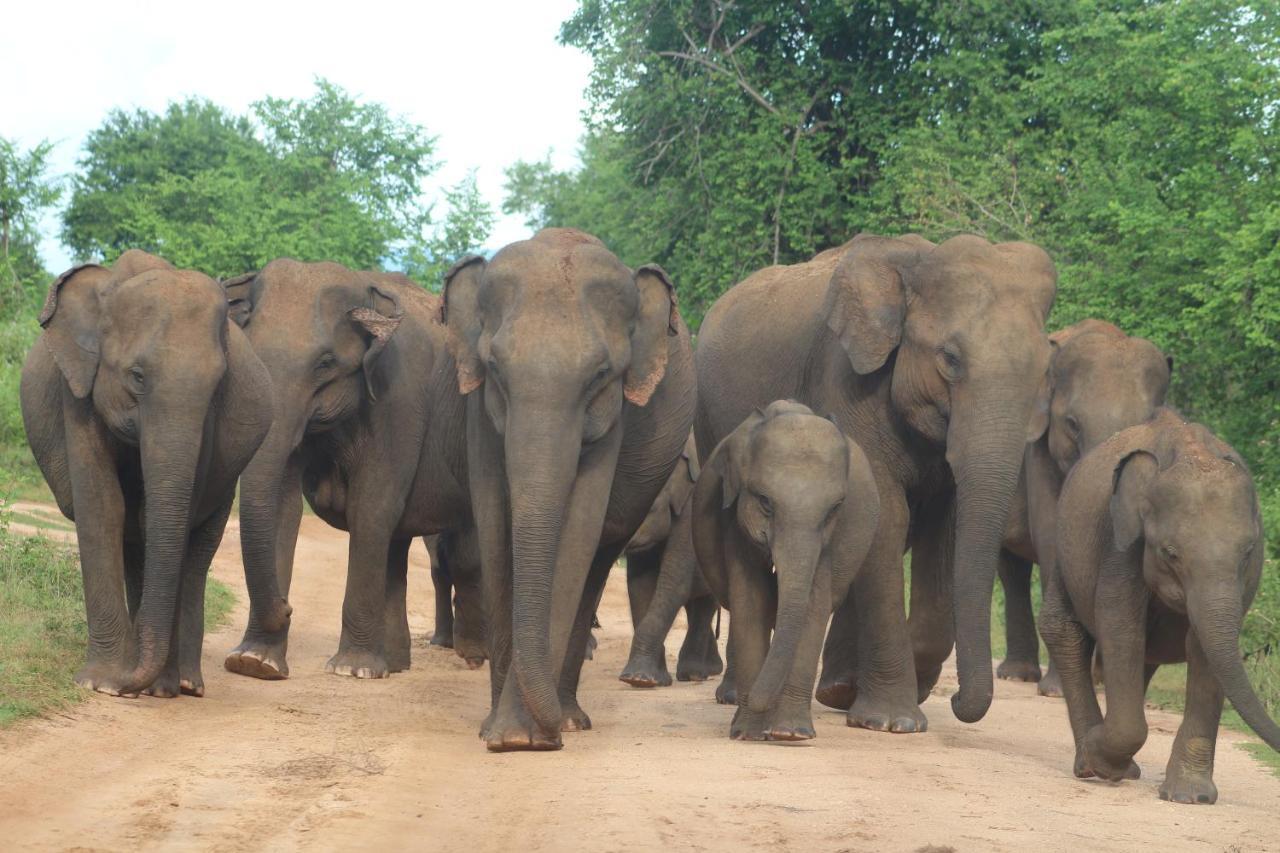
[618,433,722,688]
[20,250,273,698]
[691,402,879,741]
[1042,407,1280,804]
[695,233,1056,731]
[424,530,486,668]
[993,319,1171,692]
[221,260,483,682]
[442,228,696,752]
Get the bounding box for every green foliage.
[61,80,442,279]
[404,171,496,290]
[0,136,61,297]
[0,515,237,726]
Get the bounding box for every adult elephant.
[696,233,1055,730]
[221,260,479,680]
[618,433,722,688]
[996,320,1171,691]
[442,228,696,752]
[22,250,272,697]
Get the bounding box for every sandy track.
[1,513,1277,852]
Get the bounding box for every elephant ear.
[824,247,906,375]
[348,283,404,402]
[626,264,680,406]
[39,264,110,399]
[441,255,486,395]
[221,272,257,328]
[1026,337,1058,442]
[1110,449,1158,551]
[712,409,766,510]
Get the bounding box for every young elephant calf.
[1043,408,1280,803]
[694,401,879,741]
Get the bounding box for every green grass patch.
[0,518,237,726]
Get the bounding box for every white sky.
[1,0,592,271]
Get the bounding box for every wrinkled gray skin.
[21,251,272,698]
[618,433,723,688]
[693,402,879,740]
[425,530,487,668]
[221,260,479,680]
[696,234,1055,730]
[442,228,696,752]
[996,320,1172,693]
[1042,408,1280,804]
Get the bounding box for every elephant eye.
[825,500,844,525]
[1065,415,1081,437]
[486,357,502,383]
[937,345,963,379]
[315,352,337,373]
[755,492,773,517]
[1161,544,1178,561]
[127,366,146,392]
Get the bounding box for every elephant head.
[40,249,233,691]
[1038,319,1172,473]
[824,233,1057,722]
[703,401,875,715]
[222,259,412,636]
[442,228,681,735]
[626,432,698,554]
[1110,419,1280,752]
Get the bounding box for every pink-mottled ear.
[441,255,486,395]
[348,283,403,402]
[625,264,679,406]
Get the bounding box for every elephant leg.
[626,548,660,628]
[907,489,955,703]
[727,539,777,741]
[384,537,412,674]
[716,656,738,705]
[844,488,925,733]
[761,568,831,741]
[469,415,512,735]
[226,457,301,680]
[621,529,692,688]
[815,592,859,709]
[448,526,487,669]
[996,552,1042,683]
[677,594,723,682]
[558,549,616,732]
[426,535,454,648]
[1161,630,1222,804]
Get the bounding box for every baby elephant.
[1043,408,1280,803]
[694,401,879,741]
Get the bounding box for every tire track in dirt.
[1,512,1277,852]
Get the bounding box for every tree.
[404,171,496,289]
[0,136,61,291]
[61,80,438,278]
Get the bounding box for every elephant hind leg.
[996,552,1042,683]
[384,537,412,673]
[427,535,454,648]
[676,595,723,682]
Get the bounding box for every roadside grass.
[0,516,236,726]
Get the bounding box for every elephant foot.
[676,644,723,683]
[324,649,389,679]
[1037,668,1065,698]
[179,676,204,697]
[1079,728,1142,781]
[142,669,182,699]
[815,674,856,711]
[560,699,593,732]
[997,658,1043,683]
[715,678,737,706]
[74,661,140,698]
[454,636,487,671]
[1160,766,1217,805]
[1074,749,1141,781]
[482,708,562,752]
[459,653,486,670]
[619,648,673,688]
[915,662,944,704]
[224,637,289,681]
[847,694,928,734]
[730,706,816,742]
[386,648,411,674]
[429,627,455,648]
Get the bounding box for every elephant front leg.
[726,540,776,741]
[996,553,1042,683]
[677,595,723,683]
[426,535,454,648]
[619,548,673,687]
[1161,629,1222,804]
[907,489,956,702]
[447,527,487,669]
[815,594,859,709]
[384,538,412,673]
[760,572,831,741]
[326,522,395,679]
[558,553,614,732]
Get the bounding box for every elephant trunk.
[948,397,1033,723]
[1189,591,1280,751]
[506,411,580,735]
[236,405,304,635]
[748,531,822,714]
[123,407,208,691]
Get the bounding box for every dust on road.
[1,513,1276,852]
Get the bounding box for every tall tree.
[405,171,496,289]
[0,136,61,290]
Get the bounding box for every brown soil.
[1,512,1277,852]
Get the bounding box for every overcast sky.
[2,0,592,272]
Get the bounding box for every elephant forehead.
[110,270,226,326]
[752,416,847,469]
[489,237,629,291]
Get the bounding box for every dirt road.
[1,513,1277,852]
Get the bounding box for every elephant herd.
[18,228,1280,805]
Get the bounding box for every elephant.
[618,433,723,688]
[425,530,487,668]
[995,319,1172,693]
[21,250,273,698]
[695,233,1056,731]
[692,401,880,740]
[1041,407,1280,804]
[441,227,696,752]
[220,259,480,680]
